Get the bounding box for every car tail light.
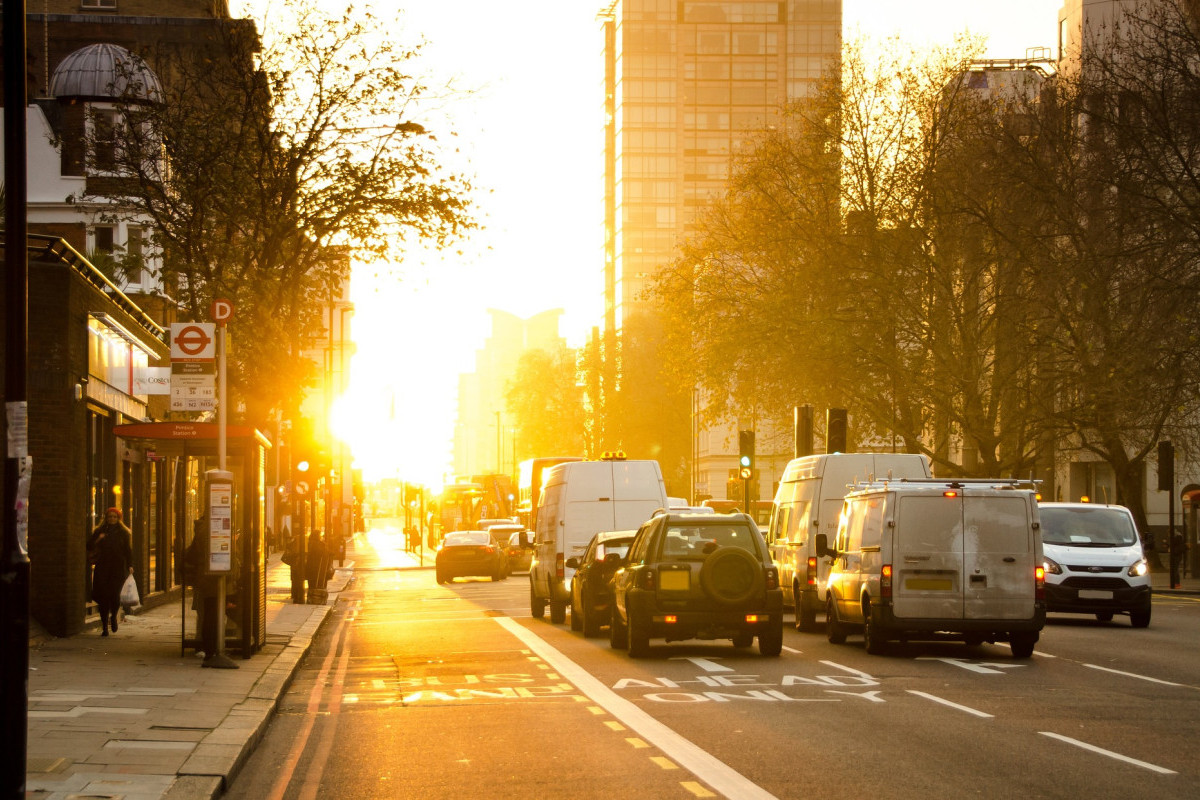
[765,566,779,591]
[805,556,817,587]
[556,552,564,579]
[1035,565,1045,600]
[664,614,677,624]
[638,568,656,591]
[881,564,893,599]
[745,614,760,623]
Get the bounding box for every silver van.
[821,479,1046,657]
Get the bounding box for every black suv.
[610,512,783,657]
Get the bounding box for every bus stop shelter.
[114,421,271,657]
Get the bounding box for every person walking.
[88,507,133,636]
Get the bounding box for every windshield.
[659,524,761,561]
[1040,507,1138,547]
[444,532,492,547]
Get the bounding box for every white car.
[1038,502,1151,627]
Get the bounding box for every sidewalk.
[1149,568,1200,594]
[22,549,364,800]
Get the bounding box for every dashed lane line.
[495,616,779,800]
[1040,732,1177,774]
[907,690,994,719]
[1082,663,1184,687]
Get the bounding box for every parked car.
[610,512,783,657]
[502,529,534,573]
[1038,502,1151,627]
[436,531,507,583]
[568,530,636,637]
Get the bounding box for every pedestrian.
[306,530,329,602]
[88,507,133,637]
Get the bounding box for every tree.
[504,347,586,460]
[97,1,474,424]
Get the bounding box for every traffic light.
[738,430,755,480]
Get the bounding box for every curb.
[165,602,333,799]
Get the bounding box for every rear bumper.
[627,590,783,641]
[874,603,1045,637]
[1045,583,1151,613]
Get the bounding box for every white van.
[529,457,668,624]
[1037,502,1151,627]
[822,478,1045,657]
[767,453,932,630]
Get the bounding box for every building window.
[93,225,115,254]
[81,0,117,9]
[91,108,119,172]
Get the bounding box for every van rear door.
[892,494,964,620]
[964,495,1036,620]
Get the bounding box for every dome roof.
[51,43,163,102]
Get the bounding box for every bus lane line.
[495,616,779,800]
[1039,732,1177,774]
[907,690,994,719]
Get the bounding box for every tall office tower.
[597,1,842,493]
[600,0,842,332]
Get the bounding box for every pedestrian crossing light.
[738,430,755,479]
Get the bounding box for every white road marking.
[495,616,778,800]
[671,657,735,673]
[781,646,803,654]
[917,657,1026,674]
[1039,732,1177,774]
[907,690,994,718]
[1083,664,1183,687]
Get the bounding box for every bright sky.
[233,1,1063,486]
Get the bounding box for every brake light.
[664,614,677,624]
[943,490,958,498]
[765,566,779,591]
[806,556,817,586]
[556,552,564,579]
[638,568,657,591]
[881,564,893,598]
[1035,565,1045,600]
[745,614,760,623]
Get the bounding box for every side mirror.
[565,556,580,569]
[520,531,533,548]
[815,533,836,559]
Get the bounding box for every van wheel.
[550,599,567,625]
[1130,607,1152,628]
[863,605,888,655]
[826,597,848,644]
[530,582,546,620]
[610,610,628,650]
[628,614,650,658]
[759,620,783,657]
[570,598,582,631]
[795,584,817,631]
[1010,632,1037,658]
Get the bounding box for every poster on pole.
[207,482,233,573]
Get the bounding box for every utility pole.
[2,2,31,795]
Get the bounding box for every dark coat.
[88,521,132,606]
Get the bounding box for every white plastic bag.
[120,574,140,611]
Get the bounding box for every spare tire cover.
[698,547,762,607]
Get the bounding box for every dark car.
[436,531,508,583]
[501,529,533,573]
[610,512,783,657]
[567,530,636,637]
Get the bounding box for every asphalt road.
[225,529,1200,800]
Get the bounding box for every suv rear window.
[658,524,761,561]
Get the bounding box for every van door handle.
[1003,557,1016,563]
[904,556,931,562]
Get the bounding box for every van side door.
[963,495,1037,620]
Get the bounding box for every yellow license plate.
[906,578,952,591]
[660,570,690,591]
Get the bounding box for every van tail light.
[881,564,893,599]
[765,566,779,591]
[806,556,818,587]
[638,568,657,591]
[556,552,564,579]
[1035,565,1045,601]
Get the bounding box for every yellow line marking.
[586,706,605,715]
[626,737,650,749]
[604,720,626,731]
[650,756,678,770]
[681,781,717,797]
